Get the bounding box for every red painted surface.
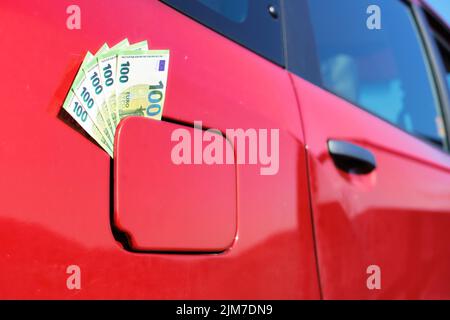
[114,117,237,252]
[1,0,448,299]
[0,0,319,298]
[291,75,450,299]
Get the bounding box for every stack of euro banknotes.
[63,39,169,157]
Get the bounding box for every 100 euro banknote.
[62,49,114,153]
[61,40,169,157]
[62,90,114,157]
[115,50,170,122]
[76,47,115,147]
[97,40,148,129]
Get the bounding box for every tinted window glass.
[161,0,284,66]
[197,0,248,23]
[308,0,446,147]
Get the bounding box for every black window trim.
[281,0,321,85]
[415,2,450,151]
[410,2,450,152]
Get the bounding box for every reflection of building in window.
[322,54,359,102]
[322,54,406,128]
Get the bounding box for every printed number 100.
[73,101,87,122]
[147,81,164,117]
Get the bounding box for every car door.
[0,0,320,298]
[288,0,450,299]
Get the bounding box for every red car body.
[0,0,449,299]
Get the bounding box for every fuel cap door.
[114,117,237,252]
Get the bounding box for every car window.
[435,39,450,91]
[196,0,248,23]
[307,0,446,147]
[160,0,284,66]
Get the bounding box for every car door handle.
[327,140,377,174]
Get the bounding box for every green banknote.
[62,90,114,157]
[97,40,148,130]
[62,39,169,157]
[95,38,130,133]
[72,46,114,148]
[115,50,170,121]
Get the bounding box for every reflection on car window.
[308,0,446,147]
[197,0,248,23]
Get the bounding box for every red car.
[0,0,449,299]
